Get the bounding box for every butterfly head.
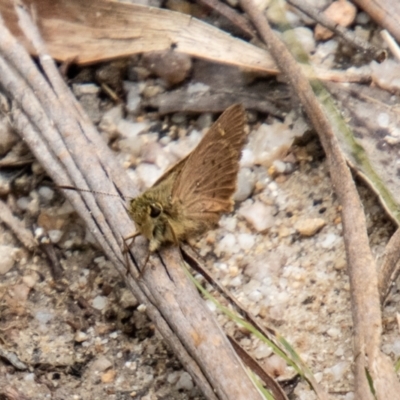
[128,196,164,240]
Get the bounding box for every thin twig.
[239,0,400,398]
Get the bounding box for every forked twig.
[239,0,400,398]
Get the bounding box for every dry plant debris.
[1,0,400,399]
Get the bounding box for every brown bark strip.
[239,0,400,398]
[0,5,265,400]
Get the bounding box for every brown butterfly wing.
[152,155,189,187]
[171,104,246,217]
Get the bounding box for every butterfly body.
[128,104,247,252]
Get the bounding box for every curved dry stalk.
[378,228,400,304]
[239,0,400,398]
[0,6,265,400]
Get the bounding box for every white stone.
[38,186,54,201]
[92,296,108,310]
[238,233,255,250]
[135,163,162,188]
[205,299,216,312]
[72,83,100,96]
[124,81,142,114]
[326,327,340,338]
[238,201,274,232]
[35,310,54,324]
[220,216,237,232]
[377,112,390,128]
[91,356,113,372]
[234,168,256,202]
[16,196,30,211]
[74,331,88,343]
[328,361,349,381]
[117,119,148,138]
[255,343,272,359]
[320,233,338,249]
[214,233,237,257]
[0,245,18,274]
[175,372,193,391]
[48,230,63,244]
[282,27,316,55]
[187,82,210,94]
[240,148,255,168]
[167,371,180,384]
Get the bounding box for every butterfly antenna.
[57,185,120,198]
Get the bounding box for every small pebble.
[175,372,193,391]
[117,119,148,138]
[167,371,180,384]
[48,229,63,244]
[234,168,255,202]
[171,113,187,125]
[91,356,113,373]
[74,331,88,343]
[196,113,212,130]
[135,163,162,188]
[101,369,116,383]
[72,83,100,96]
[137,304,147,313]
[142,84,164,99]
[92,296,108,311]
[214,233,237,257]
[237,233,255,250]
[238,201,274,232]
[187,82,210,94]
[16,196,31,211]
[326,327,340,338]
[205,299,217,312]
[255,343,272,359]
[314,0,357,40]
[35,310,54,324]
[295,218,326,236]
[264,354,287,377]
[356,11,370,25]
[124,81,142,114]
[142,50,192,86]
[320,233,338,249]
[22,274,38,288]
[99,105,123,138]
[327,361,349,381]
[38,186,54,202]
[119,289,139,309]
[0,245,18,274]
[282,27,316,55]
[11,283,31,302]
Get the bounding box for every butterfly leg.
[121,231,143,277]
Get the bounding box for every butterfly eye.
[149,204,162,218]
